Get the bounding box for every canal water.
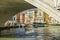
[0,26,60,40]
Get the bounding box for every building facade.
[4,8,60,26]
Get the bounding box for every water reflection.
[0,26,60,40]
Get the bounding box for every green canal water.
[0,26,60,40]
